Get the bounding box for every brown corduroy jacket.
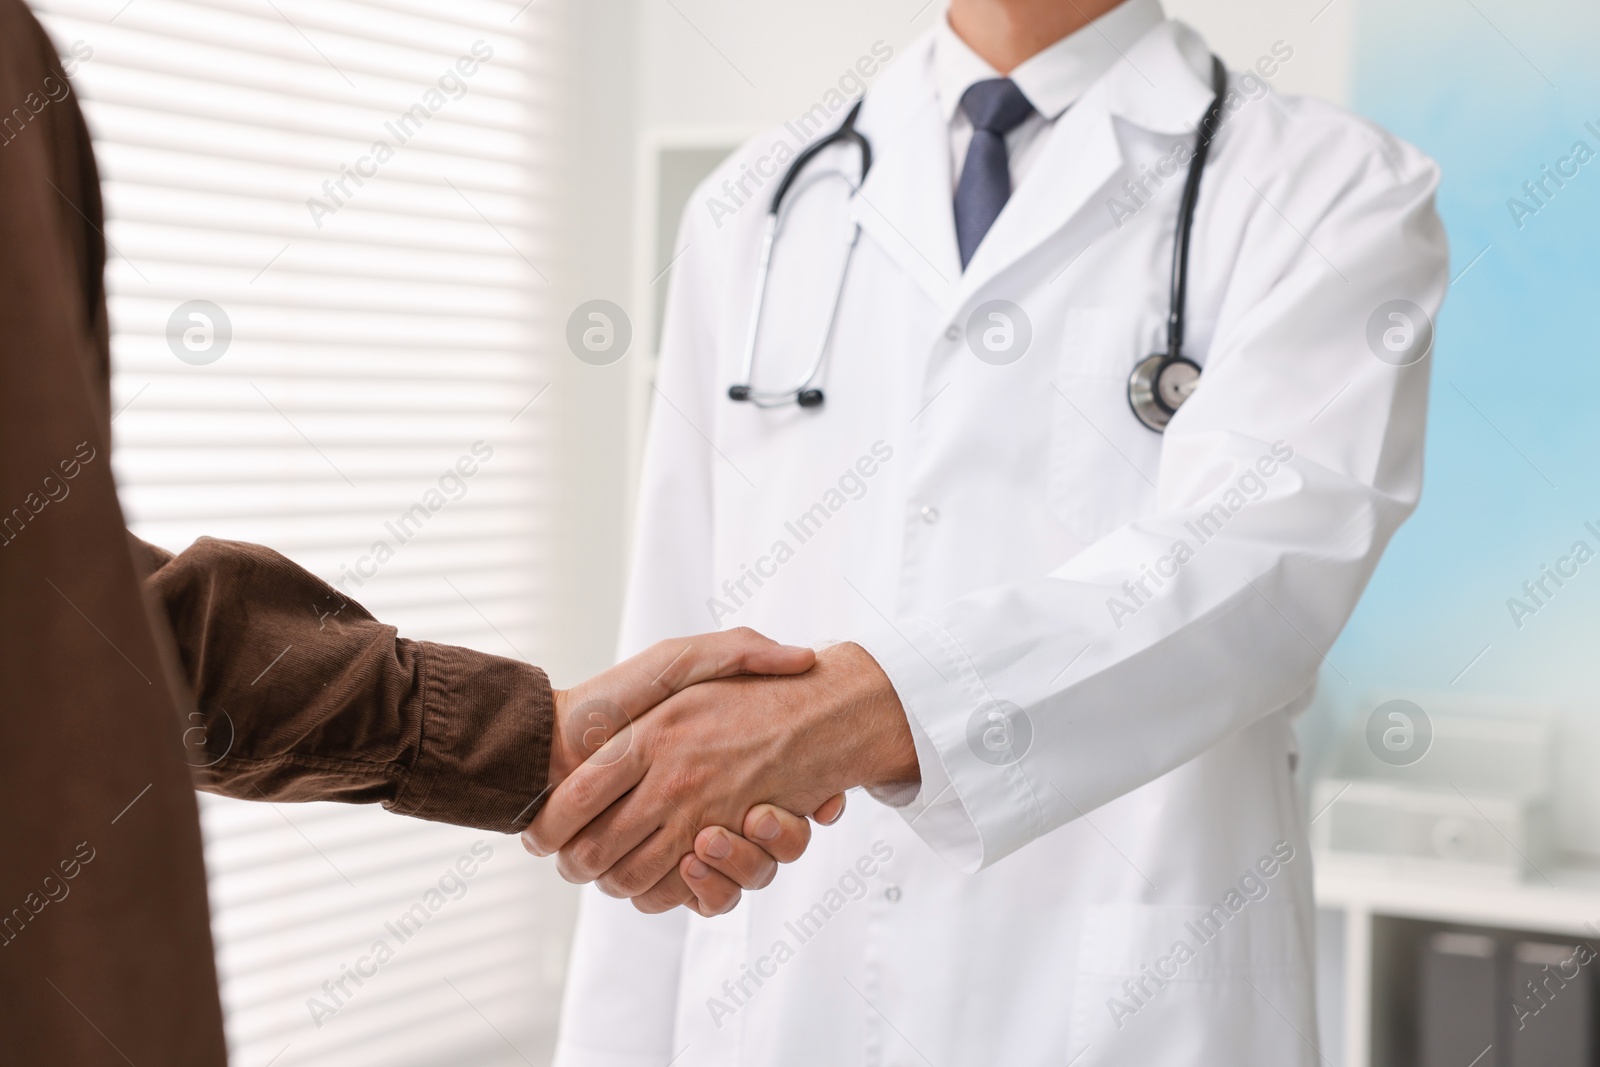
[0,4,554,1063]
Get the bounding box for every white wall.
[633,0,1352,140]
[1164,0,1353,105]
[636,1,941,131]
[545,0,640,685]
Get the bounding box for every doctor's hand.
[526,627,843,915]
[524,641,917,914]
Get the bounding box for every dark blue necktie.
[954,78,1035,270]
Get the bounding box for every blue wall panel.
[1331,0,1600,704]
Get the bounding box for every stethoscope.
[729,56,1229,433]
[728,99,871,408]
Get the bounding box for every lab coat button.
[884,884,902,902]
[920,505,939,524]
[944,325,960,342]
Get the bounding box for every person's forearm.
[139,535,554,832]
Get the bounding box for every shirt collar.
[933,0,1167,124]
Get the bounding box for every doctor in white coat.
[549,0,1447,1063]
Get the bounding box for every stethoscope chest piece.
[1123,54,1228,435]
[1128,353,1202,432]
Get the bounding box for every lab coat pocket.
[1046,309,1165,546]
[1069,902,1315,1067]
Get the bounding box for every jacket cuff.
[388,640,554,834]
[853,617,1042,873]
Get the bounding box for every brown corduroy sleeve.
[143,535,554,833]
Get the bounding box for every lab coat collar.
[954,20,1220,301]
[850,34,963,305]
[851,19,1220,312]
[1099,17,1222,135]
[933,0,1168,124]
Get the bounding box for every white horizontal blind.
[29,1,574,1064]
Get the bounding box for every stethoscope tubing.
[1164,54,1229,365]
[729,100,870,408]
[733,178,863,407]
[731,59,1231,425]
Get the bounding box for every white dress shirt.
[935,0,1166,190]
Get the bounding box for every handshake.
[521,628,921,916]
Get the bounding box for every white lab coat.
[555,17,1447,1067]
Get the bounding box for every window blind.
[29,1,572,1063]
